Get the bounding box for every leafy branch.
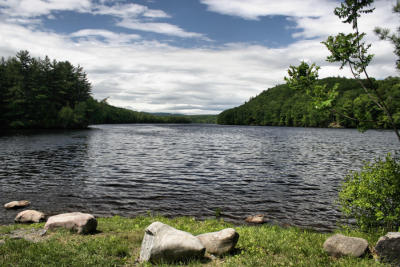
[323,0,400,141]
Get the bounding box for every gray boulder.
[197,228,239,255]
[139,221,205,263]
[375,232,400,265]
[323,234,369,258]
[15,210,45,223]
[44,212,97,234]
[4,200,30,209]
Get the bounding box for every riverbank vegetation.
[339,154,400,231]
[217,76,400,128]
[0,51,192,130]
[0,215,388,266]
[151,113,217,124]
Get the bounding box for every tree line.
[0,51,190,129]
[217,76,400,129]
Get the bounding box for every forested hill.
[217,77,400,129]
[0,51,190,129]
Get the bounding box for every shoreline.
[0,215,386,266]
[0,211,338,233]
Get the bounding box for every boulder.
[323,234,369,258]
[374,232,400,265]
[245,214,265,224]
[197,228,239,255]
[4,200,30,209]
[44,212,97,234]
[139,221,205,263]
[0,240,5,246]
[15,210,45,223]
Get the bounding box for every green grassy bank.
[0,215,388,266]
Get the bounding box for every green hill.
[217,77,400,129]
[150,113,217,124]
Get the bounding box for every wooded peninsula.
[217,76,400,129]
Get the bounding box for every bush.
[339,154,400,231]
[58,105,74,128]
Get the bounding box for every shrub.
[339,154,400,231]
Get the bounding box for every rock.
[4,200,30,209]
[323,234,369,258]
[44,212,97,234]
[0,240,5,246]
[139,221,205,263]
[15,210,45,223]
[245,214,264,224]
[374,232,400,265]
[197,228,239,255]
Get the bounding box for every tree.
[284,1,400,140]
[318,0,400,231]
[322,0,400,141]
[285,62,339,110]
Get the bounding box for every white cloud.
[117,19,206,39]
[200,0,398,42]
[200,0,336,20]
[92,3,205,39]
[92,2,170,19]
[0,0,91,17]
[70,29,141,44]
[292,0,398,40]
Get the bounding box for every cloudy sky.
[0,0,398,114]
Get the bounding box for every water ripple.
[0,124,398,231]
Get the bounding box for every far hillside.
[152,113,217,124]
[217,77,400,129]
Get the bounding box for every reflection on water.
[0,124,398,231]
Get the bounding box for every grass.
[0,215,389,267]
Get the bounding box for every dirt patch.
[1,228,48,243]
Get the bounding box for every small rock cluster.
[4,200,97,234]
[139,221,239,263]
[2,200,98,243]
[323,233,400,265]
[3,199,238,264]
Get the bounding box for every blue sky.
[0,0,398,114]
[45,0,299,47]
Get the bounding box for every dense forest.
[152,113,217,124]
[0,51,190,129]
[217,77,400,129]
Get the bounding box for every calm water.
[1,124,398,231]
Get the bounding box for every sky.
[0,0,398,114]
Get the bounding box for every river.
[0,124,398,231]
